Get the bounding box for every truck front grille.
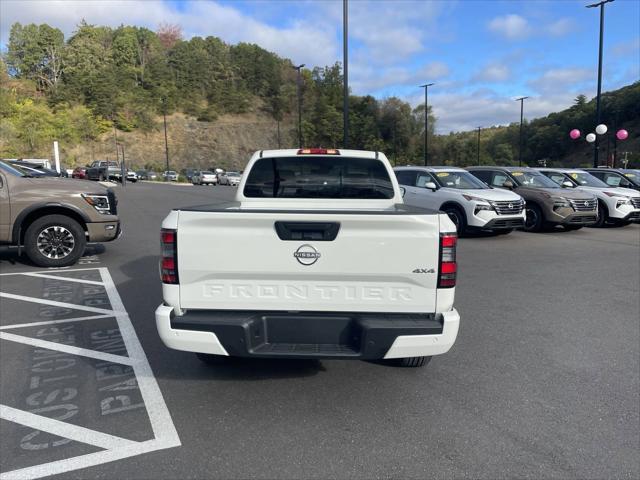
[569,198,597,211]
[492,200,524,215]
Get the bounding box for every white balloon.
[586,133,596,143]
[595,124,608,135]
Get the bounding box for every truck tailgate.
[177,210,441,313]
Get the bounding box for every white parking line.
[0,267,181,480]
[0,292,119,315]
[0,331,136,366]
[0,405,139,450]
[0,314,112,331]
[20,272,105,286]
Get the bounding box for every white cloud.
[473,63,511,83]
[350,61,449,94]
[488,14,531,40]
[547,18,574,37]
[0,0,338,67]
[528,67,593,94]
[406,91,580,133]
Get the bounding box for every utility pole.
[119,144,126,189]
[586,0,614,168]
[343,0,349,149]
[112,118,119,163]
[516,96,529,166]
[162,98,170,172]
[292,64,305,148]
[476,127,482,165]
[420,83,434,166]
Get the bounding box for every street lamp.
[420,83,434,166]
[161,98,170,172]
[343,0,349,149]
[586,0,614,167]
[292,64,305,148]
[516,96,529,166]
[476,127,482,165]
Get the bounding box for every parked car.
[583,168,640,192]
[184,168,196,182]
[0,160,120,267]
[156,148,460,368]
[87,161,121,181]
[192,170,218,185]
[136,169,149,180]
[72,166,88,179]
[225,171,242,186]
[538,168,640,226]
[468,166,598,231]
[395,166,525,234]
[217,171,230,185]
[163,170,178,182]
[126,170,138,183]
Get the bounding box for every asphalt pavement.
[1,181,638,479]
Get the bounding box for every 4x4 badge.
[294,244,321,265]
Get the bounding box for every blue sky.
[1,0,638,132]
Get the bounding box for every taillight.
[297,148,340,155]
[438,233,457,288]
[160,228,178,284]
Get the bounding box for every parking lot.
[1,181,638,479]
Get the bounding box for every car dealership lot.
[1,182,638,479]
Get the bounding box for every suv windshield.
[433,170,489,190]
[567,172,608,187]
[510,171,560,188]
[244,156,394,199]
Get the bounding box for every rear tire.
[524,204,544,232]
[398,356,431,368]
[443,206,466,234]
[24,215,86,267]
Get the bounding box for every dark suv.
[584,168,640,192]
[467,167,598,232]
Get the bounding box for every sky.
[1,0,638,133]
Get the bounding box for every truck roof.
[256,149,383,159]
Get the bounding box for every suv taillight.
[438,233,457,288]
[160,229,178,284]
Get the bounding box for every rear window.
[243,156,394,199]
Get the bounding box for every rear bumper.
[155,305,460,360]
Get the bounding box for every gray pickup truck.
[0,160,120,267]
[86,160,122,182]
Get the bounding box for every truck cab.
[155,149,460,368]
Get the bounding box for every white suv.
[538,168,640,226]
[395,166,525,234]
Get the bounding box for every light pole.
[420,83,434,166]
[292,64,305,148]
[586,0,614,167]
[343,0,349,148]
[162,98,170,172]
[476,127,482,165]
[516,96,529,166]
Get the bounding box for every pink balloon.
[569,129,581,140]
[616,129,629,141]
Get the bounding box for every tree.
[157,23,182,49]
[6,23,65,92]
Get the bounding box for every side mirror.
[399,186,406,198]
[503,180,514,189]
[425,181,437,191]
[562,180,574,188]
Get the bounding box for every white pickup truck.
[155,148,460,368]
